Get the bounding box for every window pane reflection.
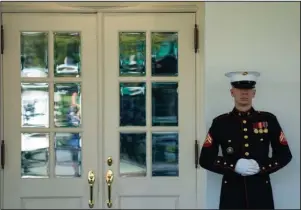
[152,132,178,177]
[120,83,146,126]
[21,83,49,128]
[152,32,178,76]
[21,133,49,178]
[54,32,81,77]
[119,32,146,76]
[55,133,82,178]
[152,82,178,126]
[54,83,81,128]
[120,133,146,177]
[21,32,48,78]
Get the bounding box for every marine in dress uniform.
[199,71,292,209]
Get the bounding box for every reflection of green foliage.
[20,32,81,69]
[21,32,177,69]
[166,145,176,153]
[54,83,81,127]
[119,32,146,57]
[151,32,178,54]
[119,32,178,57]
[54,33,81,65]
[21,32,48,68]
[56,95,72,125]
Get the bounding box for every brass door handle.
[88,170,95,208]
[106,169,114,208]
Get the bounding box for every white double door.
[2,13,197,209]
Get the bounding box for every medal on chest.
[253,123,259,134]
[253,121,269,134]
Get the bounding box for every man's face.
[230,87,256,106]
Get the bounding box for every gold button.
[230,164,233,167]
[228,140,231,143]
[243,128,248,132]
[262,167,265,170]
[269,164,272,167]
[224,162,227,165]
[244,135,248,139]
[217,160,220,163]
[245,143,249,147]
[275,162,278,165]
[245,152,249,156]
[243,120,247,124]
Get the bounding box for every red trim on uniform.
[279,131,288,145]
[203,133,213,147]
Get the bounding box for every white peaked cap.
[225,71,260,83]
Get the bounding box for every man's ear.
[230,88,234,97]
[253,89,256,98]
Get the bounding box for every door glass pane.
[21,32,48,78]
[21,133,49,178]
[21,83,49,128]
[152,132,178,177]
[151,32,178,76]
[54,32,81,77]
[55,133,82,178]
[54,83,81,128]
[119,32,146,76]
[152,82,178,126]
[120,82,146,126]
[120,133,146,177]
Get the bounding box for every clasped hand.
[235,158,260,176]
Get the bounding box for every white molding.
[1,2,200,13]
[0,2,206,209]
[195,4,207,209]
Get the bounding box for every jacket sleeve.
[258,116,292,175]
[199,119,239,175]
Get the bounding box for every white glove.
[235,158,260,176]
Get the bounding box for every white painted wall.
[204,2,300,209]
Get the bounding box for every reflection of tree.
[21,32,48,69]
[119,32,145,57]
[120,83,146,126]
[119,32,178,58]
[120,133,146,166]
[20,32,81,70]
[152,83,178,126]
[54,33,80,66]
[152,133,178,164]
[54,83,81,127]
[151,32,178,57]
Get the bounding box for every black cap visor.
[231,81,256,89]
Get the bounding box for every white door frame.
[0,2,207,209]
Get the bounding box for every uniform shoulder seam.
[257,110,277,118]
[213,112,230,121]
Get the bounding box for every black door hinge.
[194,24,199,53]
[195,140,199,168]
[1,25,4,54]
[1,140,5,169]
